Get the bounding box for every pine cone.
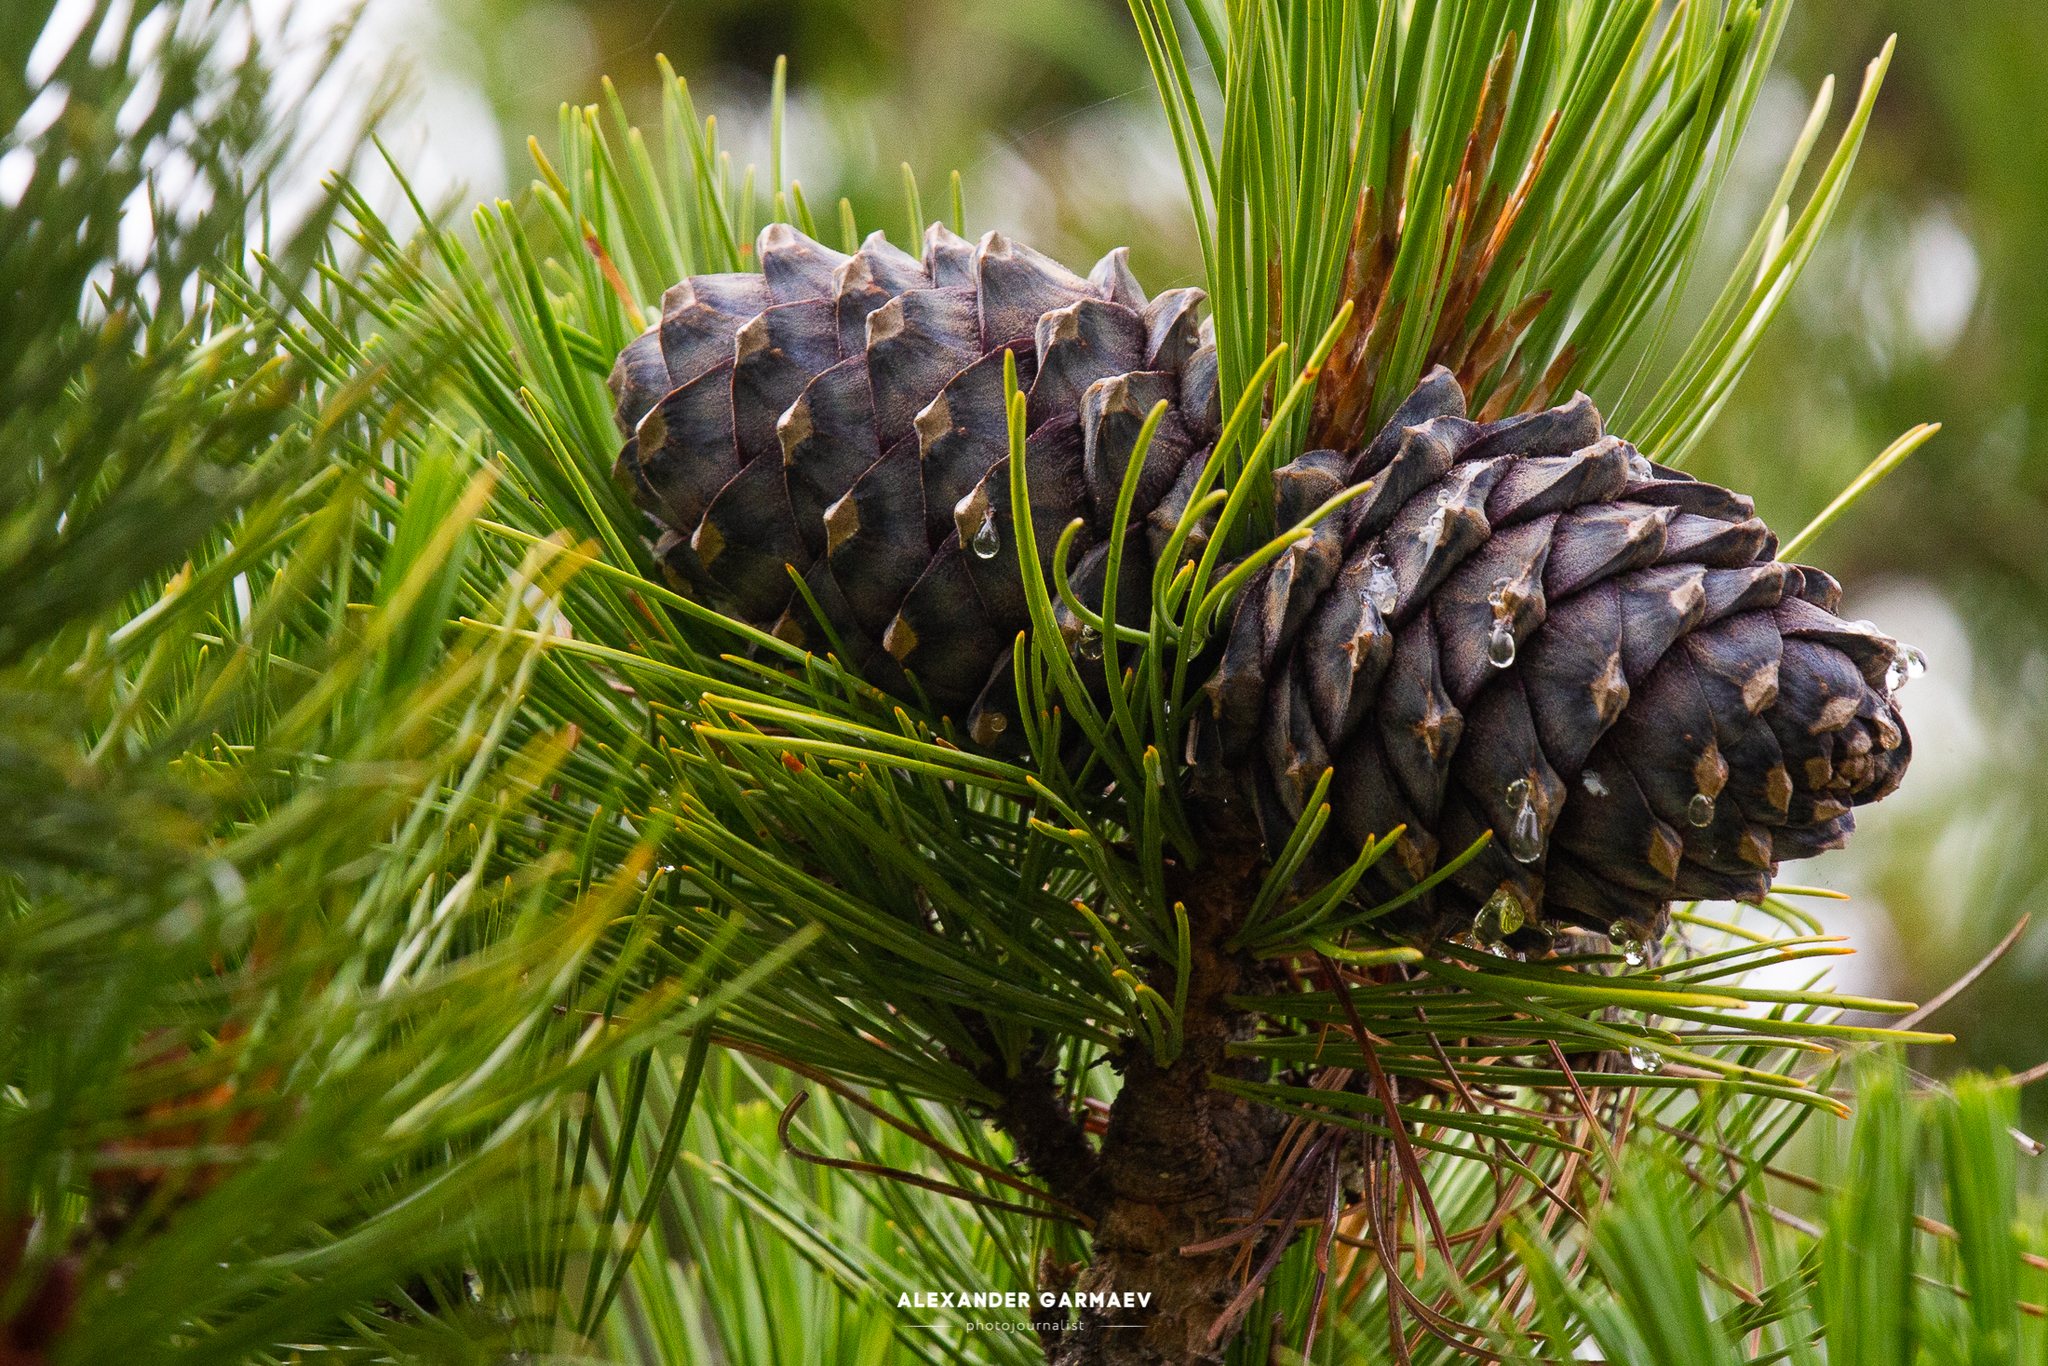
[610,224,1911,945]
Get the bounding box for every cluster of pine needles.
[0,0,2040,1363]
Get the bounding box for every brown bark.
[1001,832,1296,1366]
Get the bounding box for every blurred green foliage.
[0,4,784,1358]
[1696,3,2048,1122]
[435,0,1201,283]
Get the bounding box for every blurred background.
[312,0,2048,1125]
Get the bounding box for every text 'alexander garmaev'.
[896,1290,1155,1309]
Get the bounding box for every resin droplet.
[1607,920,1648,967]
[1626,1045,1664,1074]
[1687,791,1715,827]
[1418,506,1448,557]
[1361,552,1397,615]
[1505,777,1542,863]
[1484,576,1521,669]
[983,712,1007,735]
[1885,642,1928,693]
[1487,620,1517,668]
[1581,769,1609,798]
[1627,449,1656,481]
[1455,929,1512,959]
[1076,626,1104,661]
[1474,885,1527,944]
[971,510,1001,559]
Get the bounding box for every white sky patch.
[1852,579,1982,791]
[1839,198,1983,372]
[12,84,70,145]
[1904,205,1980,354]
[0,148,33,208]
[25,0,97,86]
[246,0,507,235]
[11,0,506,269]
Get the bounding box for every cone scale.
[610,222,1911,949]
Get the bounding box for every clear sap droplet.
[1607,920,1648,966]
[1627,1045,1664,1074]
[1456,929,1511,958]
[1362,553,1397,615]
[1418,507,1448,558]
[1486,576,1521,668]
[971,510,1001,559]
[984,711,1007,734]
[1487,620,1516,668]
[1475,885,1526,944]
[1627,449,1656,481]
[1885,642,1928,693]
[1505,778,1541,863]
[1076,626,1104,661]
[1687,791,1716,827]
[1581,769,1609,798]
